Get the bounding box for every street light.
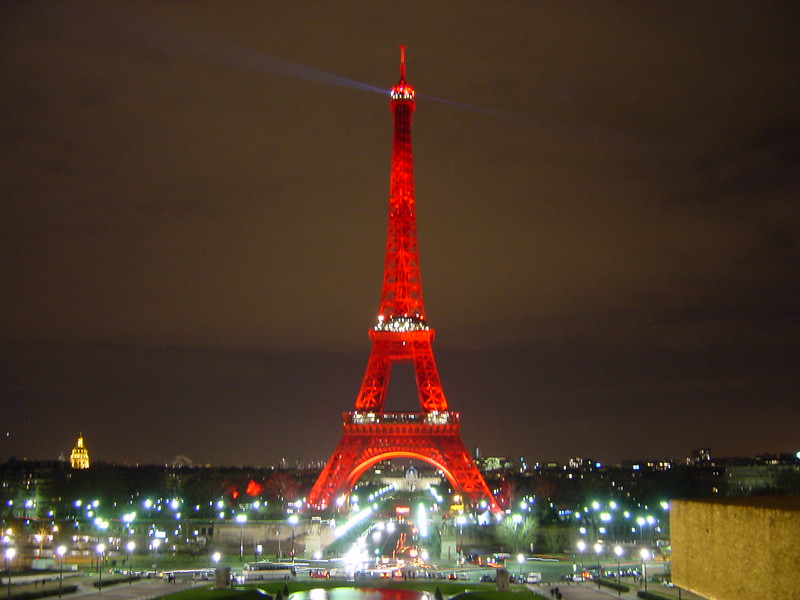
[594,543,602,586]
[576,540,586,570]
[636,517,645,542]
[640,548,650,594]
[127,541,135,585]
[511,514,522,552]
[288,515,299,562]
[235,515,247,560]
[152,538,161,571]
[5,548,15,600]
[613,546,623,595]
[56,545,67,599]
[517,553,525,581]
[456,515,466,562]
[97,543,106,593]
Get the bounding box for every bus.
[239,562,297,581]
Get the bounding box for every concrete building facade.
[671,495,800,600]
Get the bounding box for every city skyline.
[46,432,800,470]
[1,2,798,467]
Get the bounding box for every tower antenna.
[399,44,406,81]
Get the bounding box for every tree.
[537,524,570,554]
[495,515,537,554]
[264,471,300,506]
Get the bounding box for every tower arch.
[345,451,458,492]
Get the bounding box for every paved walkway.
[5,576,208,600]
[73,579,205,600]
[529,580,708,600]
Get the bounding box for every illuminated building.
[69,434,90,469]
[307,48,498,512]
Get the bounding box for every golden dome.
[70,434,90,469]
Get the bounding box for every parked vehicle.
[309,569,329,579]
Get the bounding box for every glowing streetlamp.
[56,545,67,598]
[288,515,299,562]
[235,514,247,560]
[152,538,161,570]
[613,546,623,595]
[274,526,282,559]
[97,544,106,592]
[640,548,650,594]
[517,553,525,581]
[212,552,221,567]
[127,541,135,584]
[456,515,466,561]
[594,543,603,586]
[5,548,16,600]
[511,513,522,553]
[576,540,586,570]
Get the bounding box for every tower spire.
[383,44,419,324]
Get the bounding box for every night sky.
[2,2,798,468]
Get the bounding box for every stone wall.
[671,496,800,600]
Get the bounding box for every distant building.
[568,457,596,470]
[726,462,800,495]
[69,434,90,469]
[477,456,505,472]
[689,447,712,464]
[380,466,441,491]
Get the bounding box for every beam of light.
[418,91,627,144]
[333,505,373,539]
[89,8,558,131]
[84,8,639,149]
[95,10,387,96]
[417,502,428,538]
[178,36,388,96]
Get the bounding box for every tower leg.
[354,342,392,412]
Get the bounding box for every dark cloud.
[1,1,798,466]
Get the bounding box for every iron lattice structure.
[308,48,498,512]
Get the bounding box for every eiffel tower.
[307,48,498,512]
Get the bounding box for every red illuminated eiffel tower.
[307,48,498,512]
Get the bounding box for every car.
[309,569,330,579]
[526,572,542,583]
[480,574,495,583]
